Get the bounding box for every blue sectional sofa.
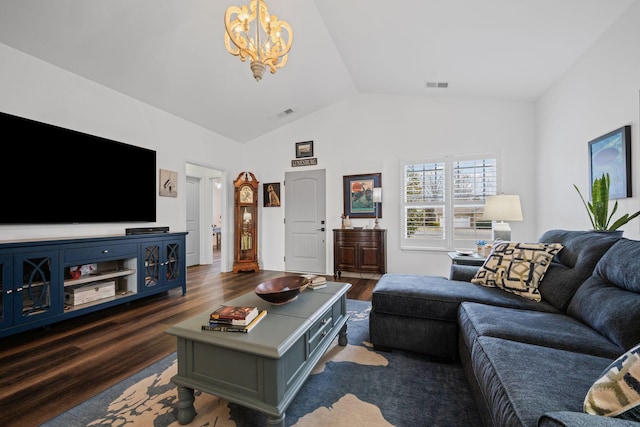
[369,230,640,426]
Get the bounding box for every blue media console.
[0,232,187,338]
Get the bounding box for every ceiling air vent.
[424,81,449,89]
[277,108,295,118]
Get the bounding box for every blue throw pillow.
[584,343,640,421]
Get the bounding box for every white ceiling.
[0,0,634,142]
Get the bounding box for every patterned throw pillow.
[471,241,563,301]
[584,343,640,421]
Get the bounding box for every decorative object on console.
[584,342,640,420]
[343,173,382,219]
[482,194,523,241]
[471,241,563,301]
[64,280,116,306]
[588,125,631,200]
[255,276,309,304]
[224,0,293,82]
[159,169,178,197]
[574,172,640,232]
[372,187,382,229]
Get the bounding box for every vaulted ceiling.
[0,0,634,142]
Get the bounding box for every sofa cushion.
[584,343,640,421]
[458,302,624,359]
[536,229,622,312]
[371,274,559,323]
[539,411,640,426]
[471,241,563,301]
[568,238,640,351]
[471,336,614,427]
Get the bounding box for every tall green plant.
[574,173,640,231]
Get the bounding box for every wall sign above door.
[292,158,318,167]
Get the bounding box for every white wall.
[244,94,537,277]
[0,43,243,261]
[536,0,640,241]
[7,0,638,278]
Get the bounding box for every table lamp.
[482,194,523,241]
[373,187,382,229]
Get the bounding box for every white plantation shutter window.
[401,155,497,250]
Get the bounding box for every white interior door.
[185,176,200,267]
[284,169,326,273]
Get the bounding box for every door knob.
[317,227,325,232]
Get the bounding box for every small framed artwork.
[159,169,178,197]
[263,182,281,207]
[588,125,631,199]
[343,173,382,218]
[295,141,314,158]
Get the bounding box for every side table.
[447,251,486,266]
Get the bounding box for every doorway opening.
[186,163,226,271]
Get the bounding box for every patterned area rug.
[44,300,480,427]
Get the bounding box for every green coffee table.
[165,281,351,426]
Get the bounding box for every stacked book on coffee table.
[202,305,267,333]
[301,274,328,290]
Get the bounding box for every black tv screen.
[1,111,157,224]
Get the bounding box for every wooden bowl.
[255,276,309,305]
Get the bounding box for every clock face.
[240,185,253,203]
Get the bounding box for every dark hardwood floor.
[0,249,376,427]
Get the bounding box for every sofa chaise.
[369,229,640,426]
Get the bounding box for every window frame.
[400,153,499,251]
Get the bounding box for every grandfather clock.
[233,171,260,273]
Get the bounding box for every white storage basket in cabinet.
[64,280,115,306]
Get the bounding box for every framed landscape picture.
[295,141,314,158]
[343,173,382,218]
[588,125,631,199]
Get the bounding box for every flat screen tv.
[1,110,157,224]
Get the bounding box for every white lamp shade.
[372,187,382,203]
[482,195,523,221]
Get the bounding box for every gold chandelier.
[224,0,293,81]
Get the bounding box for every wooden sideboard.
[333,229,387,277]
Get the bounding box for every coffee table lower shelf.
[165,282,351,426]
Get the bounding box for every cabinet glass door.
[239,206,255,261]
[144,244,161,288]
[0,255,12,329]
[142,240,182,291]
[165,242,181,283]
[14,253,59,325]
